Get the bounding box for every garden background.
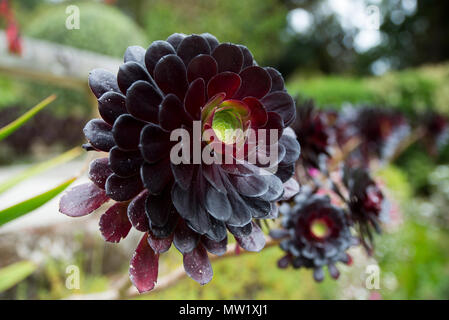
[0,0,448,299]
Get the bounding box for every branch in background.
[328,136,361,171]
[65,236,280,300]
[388,127,426,163]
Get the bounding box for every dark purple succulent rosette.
[59,33,300,292]
[270,191,356,282]
[292,100,333,171]
[342,167,388,254]
[336,106,410,166]
[421,112,449,156]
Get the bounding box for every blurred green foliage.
[25,2,147,57]
[287,76,378,107]
[394,145,438,196]
[411,165,449,232]
[377,165,413,203]
[374,165,449,299]
[377,218,449,299]
[20,2,147,117]
[1,230,126,299]
[0,76,21,110]
[288,63,449,115]
[367,69,439,116]
[0,261,36,293]
[142,0,287,65]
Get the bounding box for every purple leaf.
[109,147,143,178]
[159,94,191,131]
[183,244,213,285]
[204,181,232,221]
[141,157,173,195]
[261,91,296,127]
[173,220,200,254]
[129,233,159,293]
[88,157,113,189]
[140,123,172,164]
[117,61,152,94]
[126,80,161,124]
[59,183,109,217]
[83,119,115,152]
[112,114,146,151]
[166,33,186,50]
[154,54,188,101]
[147,231,173,254]
[201,33,219,51]
[184,78,206,120]
[171,162,195,190]
[145,40,176,76]
[202,236,227,256]
[264,67,285,92]
[242,97,268,128]
[105,174,143,202]
[238,45,254,69]
[207,72,241,100]
[99,202,131,243]
[98,91,127,125]
[234,221,266,252]
[145,185,175,227]
[124,45,146,65]
[228,174,269,198]
[187,54,218,84]
[177,34,211,67]
[127,190,150,232]
[282,178,300,200]
[278,134,301,166]
[212,43,243,73]
[234,66,271,100]
[88,69,119,99]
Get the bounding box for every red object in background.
[0,0,23,55]
[369,291,382,300]
[235,243,241,255]
[5,21,21,54]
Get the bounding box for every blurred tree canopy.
[10,0,449,78]
[113,0,288,65]
[278,0,449,77]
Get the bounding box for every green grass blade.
[0,94,57,141]
[0,147,83,195]
[0,261,37,293]
[0,177,76,227]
